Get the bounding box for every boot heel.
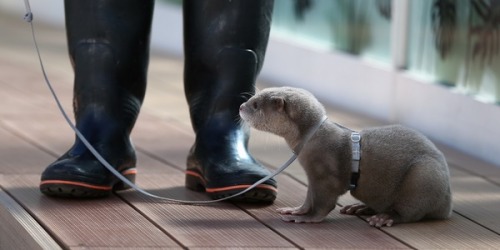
[113,168,137,191]
[185,170,206,192]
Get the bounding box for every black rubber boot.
[40,0,154,198]
[183,0,277,203]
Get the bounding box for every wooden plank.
[1,114,180,177]
[1,100,193,248]
[188,248,298,250]
[309,166,500,248]
[2,175,182,249]
[335,187,500,249]
[449,168,500,234]
[333,169,500,249]
[188,248,297,250]
[133,113,193,172]
[133,73,500,249]
[240,175,410,249]
[0,63,66,119]
[0,182,61,250]
[136,111,306,183]
[141,55,191,129]
[0,125,55,174]
[119,174,296,249]
[3,107,296,248]
[380,214,500,249]
[436,142,500,186]
[242,107,500,248]
[128,101,407,249]
[274,182,485,250]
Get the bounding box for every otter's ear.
[270,96,285,112]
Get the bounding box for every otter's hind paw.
[340,203,376,215]
[280,214,325,223]
[367,213,394,227]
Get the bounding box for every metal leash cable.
[22,2,326,204]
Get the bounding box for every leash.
[22,3,327,204]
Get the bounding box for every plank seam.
[453,210,500,236]
[0,122,60,159]
[135,146,186,173]
[449,164,500,188]
[234,203,303,250]
[0,185,63,249]
[115,193,188,249]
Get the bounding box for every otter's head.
[239,87,326,138]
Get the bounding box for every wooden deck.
[2,12,500,249]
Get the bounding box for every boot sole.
[185,170,277,203]
[40,168,136,198]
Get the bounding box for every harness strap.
[349,132,361,190]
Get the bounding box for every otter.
[239,86,452,227]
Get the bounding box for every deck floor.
[1,12,500,250]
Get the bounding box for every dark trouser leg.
[40,0,154,198]
[183,0,277,202]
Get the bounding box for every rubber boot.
[183,0,277,203]
[40,0,154,198]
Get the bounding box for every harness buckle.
[351,132,361,161]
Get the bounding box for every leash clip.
[24,0,33,22]
[24,12,33,22]
[350,132,361,190]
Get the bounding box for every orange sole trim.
[40,180,113,191]
[206,184,278,193]
[121,168,137,175]
[186,170,206,185]
[40,168,137,191]
[185,170,277,193]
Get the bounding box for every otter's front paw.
[367,213,394,227]
[277,206,308,215]
[280,214,325,223]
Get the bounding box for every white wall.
[262,36,500,167]
[0,0,65,25]
[261,39,397,121]
[0,0,184,57]
[3,1,499,167]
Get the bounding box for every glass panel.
[407,0,500,103]
[161,0,182,5]
[272,0,392,63]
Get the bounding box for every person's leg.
[40,0,154,198]
[183,0,277,202]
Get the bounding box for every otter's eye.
[252,101,258,110]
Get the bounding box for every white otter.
[239,87,452,227]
